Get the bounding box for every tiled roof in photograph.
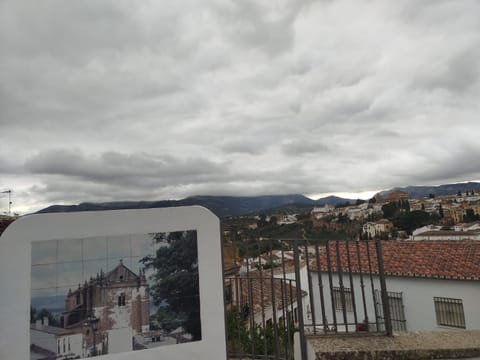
[314,240,480,281]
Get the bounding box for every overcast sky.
[1,0,480,214]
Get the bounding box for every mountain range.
[36,194,352,218]
[37,182,480,218]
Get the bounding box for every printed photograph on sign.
[30,230,201,358]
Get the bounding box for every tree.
[464,209,479,222]
[141,231,201,340]
[226,309,251,354]
[396,210,432,234]
[257,214,267,228]
[226,309,294,358]
[382,202,398,219]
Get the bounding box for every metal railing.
[223,238,393,360]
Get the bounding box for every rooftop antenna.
[1,190,12,216]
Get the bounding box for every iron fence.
[223,238,393,360]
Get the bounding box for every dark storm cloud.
[25,149,227,187]
[407,144,480,184]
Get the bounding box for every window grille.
[388,292,406,331]
[333,287,353,312]
[375,290,407,332]
[434,297,465,329]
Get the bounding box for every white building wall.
[413,233,480,241]
[58,334,83,359]
[310,273,480,332]
[30,329,56,354]
[274,265,310,325]
[380,276,480,331]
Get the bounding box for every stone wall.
[306,331,480,360]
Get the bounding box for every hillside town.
[222,189,480,243]
[220,188,480,357]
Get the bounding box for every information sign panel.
[0,206,226,360]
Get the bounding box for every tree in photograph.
[30,307,60,327]
[141,231,201,340]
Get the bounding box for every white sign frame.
[0,206,227,360]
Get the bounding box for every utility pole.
[1,190,12,216]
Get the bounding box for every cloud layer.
[1,0,480,213]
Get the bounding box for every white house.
[311,205,335,219]
[226,272,308,329]
[310,240,480,333]
[362,220,393,239]
[412,225,442,237]
[454,222,480,232]
[412,230,480,241]
[30,320,83,359]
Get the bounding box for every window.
[374,290,407,331]
[387,292,406,331]
[434,297,465,329]
[118,293,126,307]
[333,287,353,312]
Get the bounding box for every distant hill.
[377,182,480,199]
[36,194,355,218]
[37,182,480,218]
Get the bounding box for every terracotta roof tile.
[227,273,306,315]
[314,240,480,281]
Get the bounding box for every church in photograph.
[31,260,152,358]
[63,260,150,354]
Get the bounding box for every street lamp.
[84,317,99,356]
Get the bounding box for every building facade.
[311,240,480,333]
[62,260,150,355]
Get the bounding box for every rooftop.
[314,240,480,281]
